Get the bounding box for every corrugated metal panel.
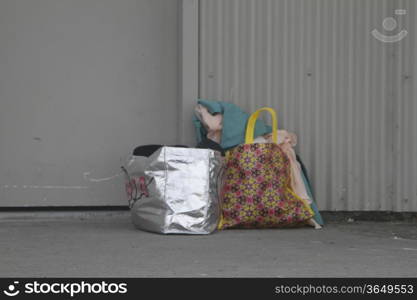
[394,0,417,211]
[199,0,416,211]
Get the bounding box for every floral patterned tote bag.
[219,107,314,229]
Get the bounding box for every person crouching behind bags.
[218,107,314,229]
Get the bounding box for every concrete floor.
[1,211,416,277]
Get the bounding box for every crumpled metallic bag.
[122,146,223,234]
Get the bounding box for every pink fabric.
[254,131,312,204]
[194,104,223,143]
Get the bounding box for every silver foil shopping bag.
[123,146,222,234]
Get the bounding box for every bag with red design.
[122,144,223,234]
[219,107,314,229]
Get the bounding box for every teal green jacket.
[193,99,272,149]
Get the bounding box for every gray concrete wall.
[0,0,180,206]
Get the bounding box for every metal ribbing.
[199,0,416,211]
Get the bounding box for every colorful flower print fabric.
[219,143,314,229]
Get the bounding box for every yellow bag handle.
[245,107,278,144]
